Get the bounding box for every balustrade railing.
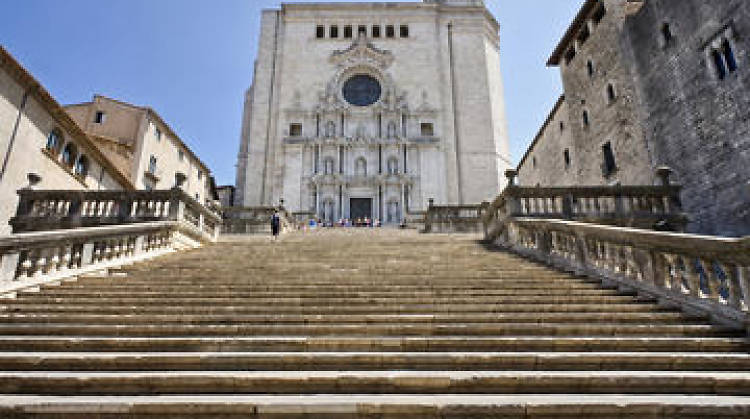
[10,189,222,238]
[222,206,297,234]
[424,199,488,233]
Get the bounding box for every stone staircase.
[0,229,749,418]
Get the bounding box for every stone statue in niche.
[387,121,397,139]
[325,121,336,138]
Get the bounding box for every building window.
[289,123,302,137]
[61,143,77,167]
[178,150,185,162]
[149,155,157,175]
[358,25,367,37]
[155,127,162,142]
[606,83,616,103]
[74,155,89,178]
[559,122,565,132]
[344,25,353,38]
[709,37,737,80]
[372,25,381,38]
[94,111,106,124]
[386,25,395,38]
[46,130,62,154]
[330,25,339,38]
[661,23,673,45]
[387,157,399,175]
[400,25,409,38]
[587,60,594,77]
[564,46,576,65]
[582,110,590,127]
[602,142,617,176]
[592,3,606,25]
[578,25,590,45]
[723,39,738,72]
[563,149,571,168]
[195,193,200,201]
[532,157,537,168]
[420,122,434,137]
[316,25,325,38]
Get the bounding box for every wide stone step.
[65,277,586,286]
[9,295,644,306]
[0,303,674,315]
[0,312,697,325]
[0,336,743,352]
[1,351,748,372]
[0,323,731,338]
[2,370,750,395]
[3,394,750,418]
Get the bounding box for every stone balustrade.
[491,218,750,329]
[222,207,297,234]
[424,199,488,233]
[10,189,222,237]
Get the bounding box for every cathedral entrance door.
[350,198,372,222]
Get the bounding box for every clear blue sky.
[1,0,580,186]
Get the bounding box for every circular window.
[342,75,382,107]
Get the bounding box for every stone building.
[0,47,131,236]
[520,0,653,188]
[216,185,235,208]
[66,96,213,204]
[518,0,750,237]
[621,0,750,236]
[235,0,511,223]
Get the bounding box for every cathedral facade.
[235,0,511,223]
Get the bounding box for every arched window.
[324,157,335,175]
[387,157,399,175]
[61,143,77,167]
[587,60,594,77]
[712,49,727,80]
[661,23,673,45]
[46,130,63,154]
[606,84,616,103]
[149,155,157,174]
[74,155,89,177]
[355,157,367,176]
[722,39,737,72]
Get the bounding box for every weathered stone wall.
[621,0,750,237]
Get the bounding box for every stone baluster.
[700,258,720,301]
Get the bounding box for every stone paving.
[0,229,748,417]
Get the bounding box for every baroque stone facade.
[518,0,750,237]
[235,0,511,222]
[0,47,130,236]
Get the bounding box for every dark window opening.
[400,25,409,38]
[532,157,537,168]
[46,130,62,153]
[74,155,89,177]
[62,143,77,167]
[316,25,325,38]
[559,122,564,132]
[94,111,105,124]
[372,25,381,38]
[602,142,617,176]
[344,25,353,38]
[592,3,606,25]
[386,25,395,38]
[723,39,738,72]
[661,23,673,44]
[149,155,157,175]
[564,47,576,65]
[582,110,590,127]
[713,50,727,80]
[563,149,571,168]
[420,122,434,137]
[330,25,339,38]
[577,26,590,45]
[289,123,302,137]
[358,25,367,37]
[607,84,616,102]
[587,60,594,77]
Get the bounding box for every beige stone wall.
[0,70,125,236]
[67,97,211,204]
[517,97,575,187]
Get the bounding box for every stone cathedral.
[235,0,511,223]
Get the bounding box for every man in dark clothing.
[271,211,281,239]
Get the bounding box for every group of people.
[308,218,383,228]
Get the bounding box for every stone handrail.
[491,218,750,329]
[10,189,222,239]
[222,206,297,234]
[0,220,214,295]
[483,168,687,238]
[424,199,488,233]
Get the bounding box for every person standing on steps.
[271,210,281,239]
